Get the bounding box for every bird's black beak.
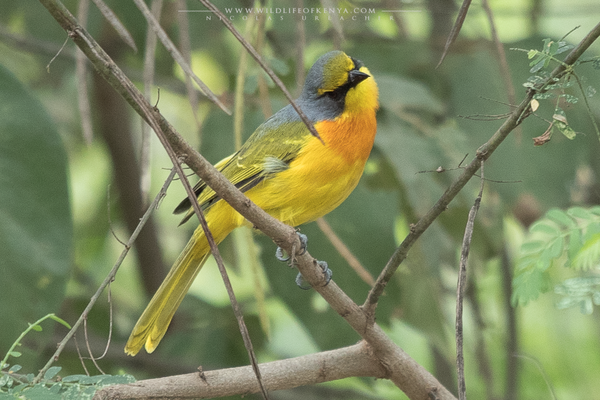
[348,70,370,87]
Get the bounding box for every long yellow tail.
[125,201,240,355]
[124,236,209,355]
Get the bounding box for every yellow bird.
[125,50,379,355]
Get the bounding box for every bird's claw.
[276,233,331,289]
[275,246,288,262]
[275,233,308,263]
[295,260,332,290]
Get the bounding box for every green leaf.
[0,64,73,361]
[8,352,21,358]
[77,375,105,385]
[62,384,97,400]
[512,267,551,306]
[561,94,579,104]
[12,382,28,393]
[593,291,600,305]
[572,233,600,270]
[555,277,600,296]
[18,385,61,400]
[556,295,585,310]
[48,383,61,394]
[548,40,559,56]
[48,315,71,330]
[533,91,553,100]
[554,120,577,140]
[567,207,592,220]
[8,365,21,374]
[568,227,583,264]
[583,222,600,241]
[520,240,547,255]
[529,220,562,237]
[591,206,600,216]
[541,236,564,263]
[61,375,89,383]
[530,57,547,73]
[555,41,574,55]
[546,208,576,229]
[29,324,42,332]
[97,374,136,386]
[43,366,61,381]
[585,85,597,97]
[527,49,538,59]
[581,298,594,314]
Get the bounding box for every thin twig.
[231,16,271,341]
[34,167,178,383]
[254,11,272,119]
[198,0,322,143]
[91,0,137,51]
[183,182,271,399]
[81,283,113,365]
[223,13,269,399]
[363,21,600,314]
[94,283,114,360]
[175,0,202,136]
[74,333,90,376]
[46,35,69,72]
[132,0,230,114]
[481,0,516,108]
[203,224,270,400]
[500,246,518,399]
[513,354,557,400]
[466,283,496,400]
[481,0,519,141]
[436,0,472,68]
[140,0,163,204]
[76,0,93,145]
[234,16,255,150]
[83,315,106,374]
[456,160,485,400]
[316,217,374,286]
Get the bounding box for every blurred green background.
[1,0,600,399]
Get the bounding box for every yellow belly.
[205,110,376,232]
[246,142,366,226]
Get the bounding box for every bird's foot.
[295,261,332,290]
[275,232,307,262]
[275,233,332,289]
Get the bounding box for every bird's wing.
[174,115,311,224]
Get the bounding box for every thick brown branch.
[94,342,387,399]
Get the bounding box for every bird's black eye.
[324,89,345,102]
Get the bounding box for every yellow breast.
[244,110,377,227]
